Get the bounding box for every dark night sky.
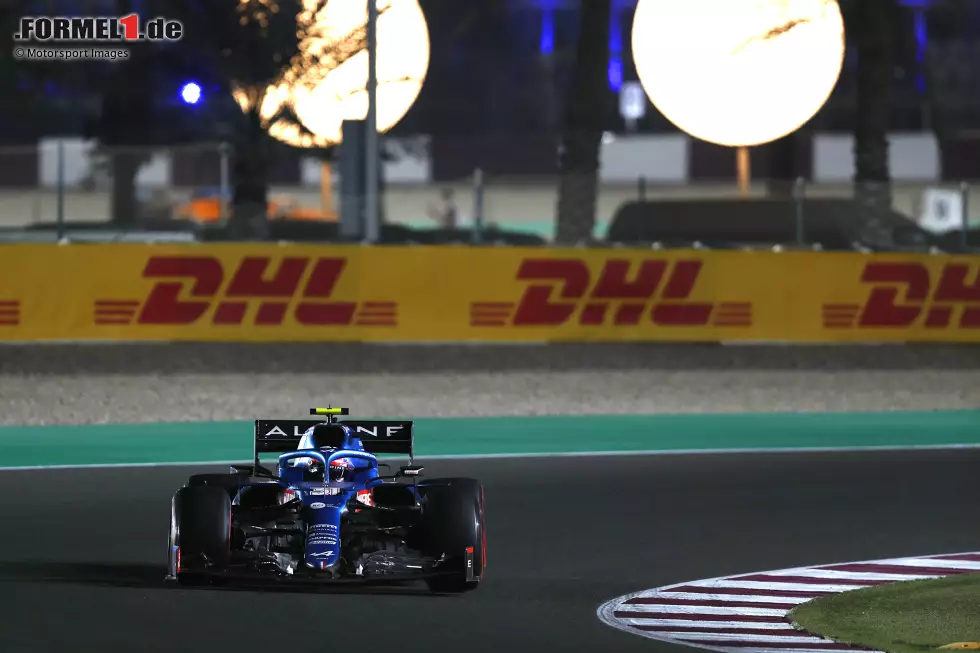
[3,0,980,143]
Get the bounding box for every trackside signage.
[14,15,183,43]
[471,258,753,328]
[822,261,980,330]
[0,244,979,343]
[89,255,399,328]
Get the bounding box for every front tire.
[171,485,232,584]
[418,478,486,593]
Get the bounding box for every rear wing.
[253,416,415,466]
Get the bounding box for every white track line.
[745,569,938,582]
[728,645,856,653]
[859,558,980,570]
[2,441,980,472]
[666,634,834,644]
[597,551,980,653]
[678,580,879,593]
[612,620,796,629]
[613,605,788,617]
[624,592,813,604]
[723,649,858,653]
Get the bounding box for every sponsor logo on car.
[264,425,302,437]
[309,502,326,509]
[309,487,341,496]
[309,551,334,558]
[352,424,404,439]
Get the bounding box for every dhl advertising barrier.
[0,244,979,343]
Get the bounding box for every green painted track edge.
[1,409,979,471]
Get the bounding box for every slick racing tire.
[419,477,486,593]
[172,485,232,584]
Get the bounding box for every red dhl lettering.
[0,299,20,327]
[94,256,398,327]
[822,262,980,329]
[470,258,753,328]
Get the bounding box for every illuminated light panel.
[631,0,845,147]
[235,0,430,148]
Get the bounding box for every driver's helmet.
[328,457,355,482]
[295,423,355,482]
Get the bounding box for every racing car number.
[309,487,342,496]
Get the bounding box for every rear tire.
[172,485,232,583]
[418,478,485,593]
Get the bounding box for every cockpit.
[286,423,376,484]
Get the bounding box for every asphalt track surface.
[1,451,978,653]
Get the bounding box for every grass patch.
[790,572,980,653]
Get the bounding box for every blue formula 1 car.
[165,408,486,593]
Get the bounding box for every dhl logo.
[823,262,980,329]
[470,258,752,328]
[95,256,397,327]
[0,300,20,327]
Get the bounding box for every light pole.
[365,0,380,243]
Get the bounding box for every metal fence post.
[472,168,484,244]
[31,173,41,225]
[793,176,805,246]
[364,0,380,243]
[56,139,65,241]
[219,142,231,224]
[960,180,970,251]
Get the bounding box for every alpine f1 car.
[165,408,486,592]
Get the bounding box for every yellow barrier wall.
[0,244,978,342]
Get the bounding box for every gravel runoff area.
[1,343,979,426]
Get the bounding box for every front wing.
[166,546,474,586]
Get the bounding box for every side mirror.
[398,465,424,477]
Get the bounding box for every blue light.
[609,11,622,54]
[539,9,554,54]
[180,82,202,105]
[608,6,623,91]
[608,56,623,92]
[913,8,926,93]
